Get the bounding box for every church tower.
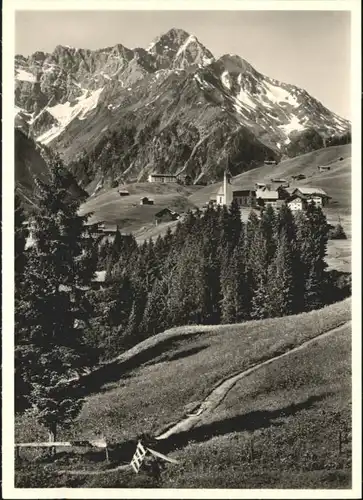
[223,169,233,206]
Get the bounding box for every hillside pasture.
[161,323,351,489]
[16,298,351,447]
[189,144,351,209]
[78,182,199,232]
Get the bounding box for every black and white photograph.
[2,0,361,497]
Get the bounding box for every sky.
[15,10,351,119]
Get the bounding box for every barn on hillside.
[118,188,130,197]
[140,197,154,205]
[154,208,180,225]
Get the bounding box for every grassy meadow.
[78,182,199,233]
[15,298,351,488]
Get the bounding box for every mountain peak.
[146,28,190,53]
[164,27,191,38]
[218,54,258,76]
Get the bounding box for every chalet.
[292,187,331,207]
[256,184,289,208]
[287,193,309,212]
[264,160,278,165]
[232,189,256,207]
[271,178,287,183]
[155,208,180,225]
[256,187,280,208]
[96,223,120,234]
[255,182,266,189]
[291,174,306,181]
[148,173,177,183]
[318,165,331,172]
[140,197,154,205]
[270,178,290,189]
[118,188,130,197]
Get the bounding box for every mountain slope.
[77,182,199,232]
[14,28,350,189]
[189,143,351,208]
[15,129,88,210]
[15,298,351,488]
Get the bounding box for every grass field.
[78,182,200,233]
[161,323,351,489]
[15,298,351,488]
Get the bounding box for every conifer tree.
[219,247,236,324]
[140,276,170,337]
[168,240,205,326]
[15,158,97,444]
[304,202,329,309]
[219,223,249,324]
[277,204,303,312]
[245,210,260,265]
[228,198,242,250]
[295,202,328,310]
[260,204,277,265]
[265,231,294,317]
[15,195,30,412]
[250,228,269,319]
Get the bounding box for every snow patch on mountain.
[16,69,36,82]
[232,97,250,117]
[176,35,198,57]
[236,88,257,109]
[37,87,104,144]
[264,80,299,107]
[221,71,231,89]
[279,115,305,134]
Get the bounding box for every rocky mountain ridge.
[15,28,350,191]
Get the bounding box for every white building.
[292,187,331,207]
[287,193,308,212]
[215,170,234,206]
[148,173,177,183]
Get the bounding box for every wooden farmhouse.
[148,173,177,183]
[140,196,154,205]
[154,208,180,225]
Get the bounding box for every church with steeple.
[216,170,233,206]
[213,170,256,207]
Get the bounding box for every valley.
[13,22,354,493]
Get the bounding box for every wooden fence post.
[338,430,342,455]
[105,446,109,462]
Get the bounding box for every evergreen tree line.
[14,155,349,443]
[87,199,333,359]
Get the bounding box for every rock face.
[14,28,351,191]
[15,129,88,210]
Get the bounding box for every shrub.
[328,223,347,240]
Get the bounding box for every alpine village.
[14,27,352,489]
